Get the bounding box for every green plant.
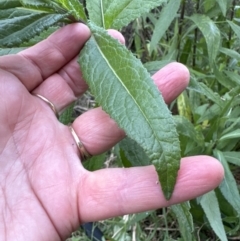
[1,0,240,240]
[142,0,240,240]
[0,0,182,200]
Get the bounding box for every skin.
[0,23,224,240]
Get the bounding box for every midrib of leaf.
[91,34,166,157]
[100,0,105,29]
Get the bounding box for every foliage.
[0,0,181,201]
[1,0,240,240]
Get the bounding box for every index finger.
[0,23,91,91]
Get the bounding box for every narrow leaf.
[0,8,68,47]
[174,116,200,143]
[86,0,167,29]
[213,65,236,90]
[219,129,240,142]
[198,82,223,106]
[200,191,228,241]
[177,91,192,121]
[144,60,172,75]
[224,70,240,85]
[119,137,150,167]
[227,20,240,40]
[223,151,240,166]
[79,22,181,199]
[214,150,240,215]
[217,0,228,16]
[220,47,240,61]
[150,0,181,53]
[189,14,221,67]
[171,202,194,241]
[188,78,224,106]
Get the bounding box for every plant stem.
[193,0,200,68]
[177,0,186,61]
[228,0,236,49]
[178,0,186,37]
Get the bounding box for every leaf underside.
[79,22,180,199]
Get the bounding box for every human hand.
[0,23,224,240]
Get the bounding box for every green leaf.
[164,20,179,61]
[214,150,240,215]
[224,70,240,86]
[86,0,167,29]
[149,0,181,53]
[0,0,21,9]
[59,103,74,125]
[83,153,106,171]
[174,115,204,156]
[200,191,228,241]
[118,148,132,168]
[171,202,194,241]
[227,20,240,40]
[223,151,240,166]
[189,14,221,67]
[0,47,26,56]
[20,26,59,47]
[174,116,200,142]
[119,137,150,167]
[144,60,173,75]
[217,0,228,16]
[198,82,224,106]
[20,0,57,12]
[213,65,236,90]
[86,0,105,28]
[54,0,87,21]
[177,91,192,121]
[129,211,153,225]
[219,129,240,142]
[79,22,181,200]
[0,8,68,47]
[220,47,240,61]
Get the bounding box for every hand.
[0,23,223,241]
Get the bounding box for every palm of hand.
[0,71,84,239]
[0,23,224,241]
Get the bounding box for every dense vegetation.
[1,0,240,240]
[80,1,240,240]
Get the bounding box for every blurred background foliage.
[80,0,240,240]
[1,0,240,240]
